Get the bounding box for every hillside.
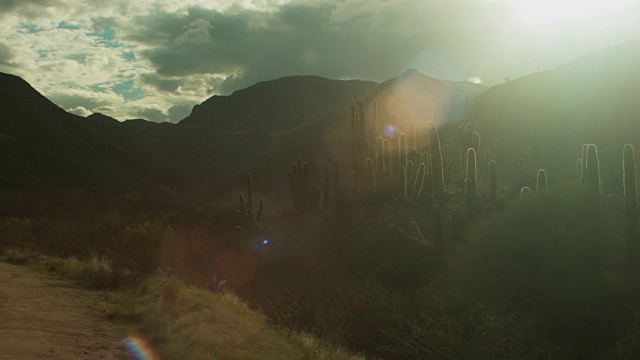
[466,40,640,190]
[0,71,484,202]
[0,73,183,194]
[2,37,639,201]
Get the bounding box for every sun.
[509,0,631,24]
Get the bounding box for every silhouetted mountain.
[465,40,640,189]
[0,69,490,199]
[370,69,486,129]
[181,75,379,130]
[0,72,182,194]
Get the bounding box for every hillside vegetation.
[2,41,640,359]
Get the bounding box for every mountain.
[463,40,640,190]
[0,73,183,194]
[3,37,638,204]
[181,75,379,131]
[368,69,486,130]
[0,69,485,202]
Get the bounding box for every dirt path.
[0,262,128,360]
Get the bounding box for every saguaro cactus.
[580,144,588,186]
[472,131,480,152]
[427,121,446,204]
[465,148,478,215]
[623,144,638,259]
[289,161,322,213]
[586,144,601,194]
[536,169,548,192]
[237,173,264,233]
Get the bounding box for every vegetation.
[3,94,640,360]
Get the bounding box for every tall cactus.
[580,144,588,186]
[623,144,638,259]
[399,133,408,168]
[289,161,322,213]
[536,169,548,192]
[412,162,426,200]
[465,148,478,216]
[482,150,491,183]
[372,100,378,137]
[237,173,264,235]
[472,131,480,152]
[586,144,601,194]
[427,121,446,204]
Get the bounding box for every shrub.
[123,221,173,273]
[452,186,627,357]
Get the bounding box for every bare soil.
[0,262,127,359]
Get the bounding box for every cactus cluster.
[236,173,264,237]
[288,158,339,214]
[465,148,482,216]
[347,99,450,205]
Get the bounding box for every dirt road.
[0,262,128,359]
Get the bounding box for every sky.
[0,0,638,123]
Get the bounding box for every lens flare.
[122,330,159,360]
[384,124,396,137]
[248,238,271,257]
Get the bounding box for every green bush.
[123,221,173,273]
[452,186,628,357]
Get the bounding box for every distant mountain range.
[0,40,639,203]
[0,68,484,197]
[469,40,640,189]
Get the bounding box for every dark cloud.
[139,73,183,93]
[132,1,513,94]
[0,0,60,18]
[0,0,55,12]
[167,103,192,123]
[138,107,167,123]
[0,43,14,65]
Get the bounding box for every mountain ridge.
[0,39,638,201]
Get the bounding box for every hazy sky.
[0,0,638,122]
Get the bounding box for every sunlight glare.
[510,0,631,24]
[468,77,482,84]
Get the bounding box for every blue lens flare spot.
[384,124,396,137]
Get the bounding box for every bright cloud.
[0,0,638,122]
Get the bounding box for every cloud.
[67,105,92,116]
[1,0,639,121]
[0,43,14,65]
[47,87,123,111]
[0,0,59,16]
[138,107,167,122]
[132,1,525,94]
[168,103,193,123]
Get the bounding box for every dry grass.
[0,247,364,360]
[141,272,365,360]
